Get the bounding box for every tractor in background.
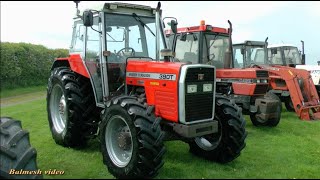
[166,20,282,127]
[233,39,320,120]
[46,2,247,178]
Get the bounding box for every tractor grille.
[256,70,269,78]
[253,84,269,95]
[184,67,215,122]
[185,68,215,82]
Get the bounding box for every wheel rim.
[194,120,222,151]
[50,84,67,134]
[105,115,133,167]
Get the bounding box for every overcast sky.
[1,1,319,64]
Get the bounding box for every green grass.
[0,85,47,98]
[1,95,320,178]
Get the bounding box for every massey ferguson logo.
[198,74,204,80]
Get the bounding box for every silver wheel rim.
[194,120,222,151]
[105,115,133,167]
[50,84,67,134]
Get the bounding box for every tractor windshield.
[202,33,230,69]
[268,46,302,65]
[104,13,165,61]
[282,46,302,65]
[233,44,266,68]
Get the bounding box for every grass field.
[1,87,320,179]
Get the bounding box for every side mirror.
[83,10,93,27]
[170,20,177,34]
[271,48,277,54]
[240,47,245,55]
[180,33,187,41]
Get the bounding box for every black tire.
[100,96,165,178]
[284,96,295,112]
[250,92,281,127]
[47,67,100,147]
[0,117,42,179]
[188,95,247,163]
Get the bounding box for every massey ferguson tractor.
[46,2,247,178]
[233,39,320,120]
[165,20,282,127]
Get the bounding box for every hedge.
[0,42,68,90]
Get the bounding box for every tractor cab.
[69,2,168,105]
[233,41,267,68]
[166,20,231,68]
[268,44,303,67]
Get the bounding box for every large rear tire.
[47,67,99,147]
[0,117,42,179]
[188,95,247,163]
[100,96,165,178]
[250,92,282,127]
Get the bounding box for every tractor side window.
[203,35,229,69]
[128,25,143,54]
[86,17,100,61]
[254,48,265,64]
[268,48,283,65]
[284,47,302,65]
[70,20,85,53]
[233,47,243,68]
[145,22,165,59]
[84,16,103,103]
[175,34,199,64]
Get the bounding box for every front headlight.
[203,83,212,92]
[187,85,197,93]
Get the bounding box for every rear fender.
[51,55,90,78]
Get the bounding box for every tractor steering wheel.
[116,47,136,58]
[249,63,261,68]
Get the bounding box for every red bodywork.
[126,60,182,122]
[216,68,268,95]
[54,55,182,123]
[261,65,320,120]
[55,54,90,78]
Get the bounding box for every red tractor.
[165,20,282,127]
[46,2,247,178]
[233,39,320,120]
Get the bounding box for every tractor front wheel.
[284,96,295,112]
[100,96,165,178]
[250,92,282,127]
[188,95,247,163]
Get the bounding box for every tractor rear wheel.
[250,92,282,127]
[284,96,295,112]
[47,67,99,147]
[100,96,165,178]
[188,95,247,163]
[0,117,42,179]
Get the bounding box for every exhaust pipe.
[225,20,233,69]
[301,40,305,65]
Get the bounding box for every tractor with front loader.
[233,39,320,120]
[165,20,282,127]
[269,41,320,96]
[46,2,247,178]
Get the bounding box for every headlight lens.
[187,85,197,93]
[203,84,213,92]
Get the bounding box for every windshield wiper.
[132,13,155,36]
[208,33,220,49]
